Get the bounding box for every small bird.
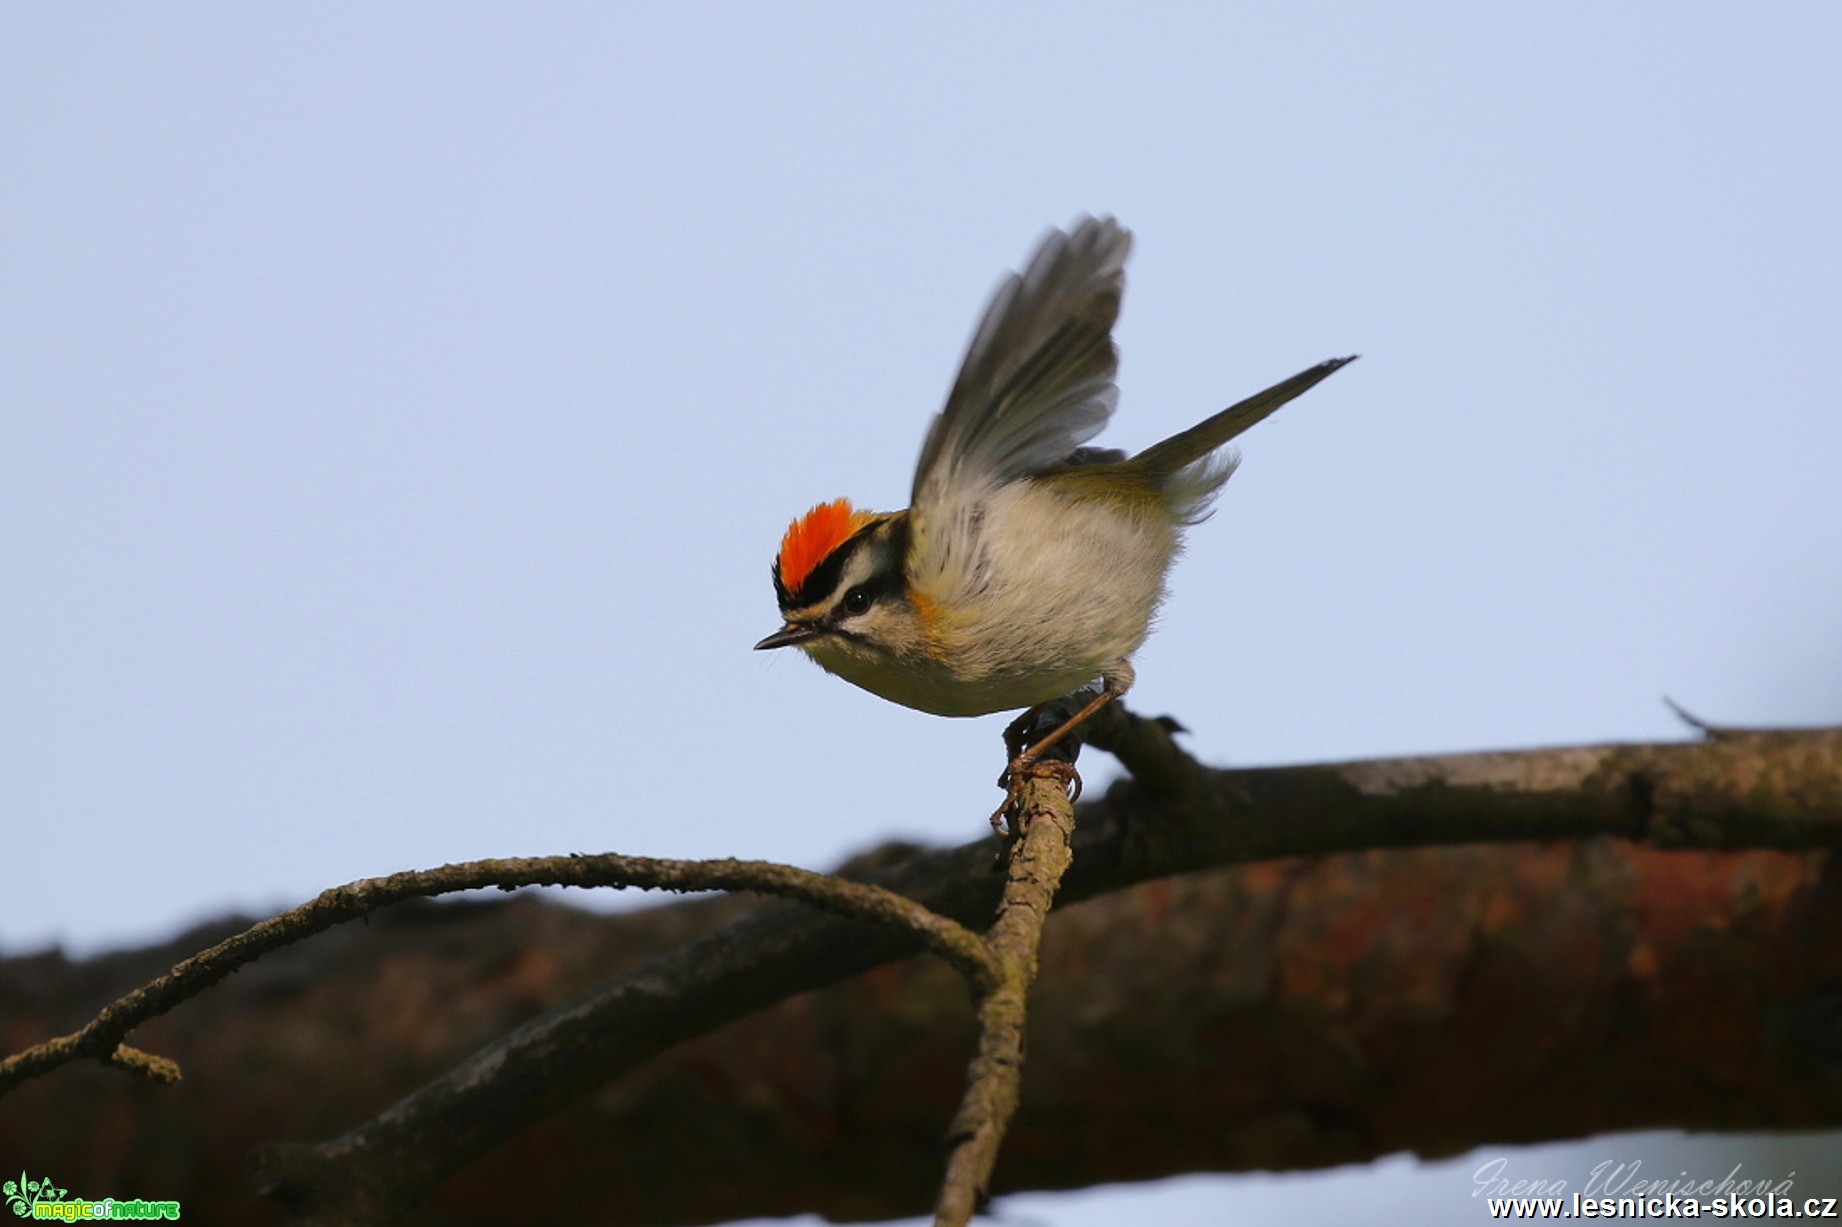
[757,217,1352,798]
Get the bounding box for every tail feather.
[1135,355,1358,479]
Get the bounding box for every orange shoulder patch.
[777,498,874,595]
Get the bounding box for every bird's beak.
[754,623,817,651]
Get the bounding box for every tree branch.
[2,720,1836,1224]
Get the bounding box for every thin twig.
[0,853,995,1095]
[934,763,1081,1227]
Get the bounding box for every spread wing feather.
[907,217,1131,604]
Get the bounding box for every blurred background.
[4,4,1837,1223]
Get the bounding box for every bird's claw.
[991,755,1082,834]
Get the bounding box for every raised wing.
[907,217,1131,603]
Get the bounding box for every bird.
[755,217,1352,808]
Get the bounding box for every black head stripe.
[775,519,884,612]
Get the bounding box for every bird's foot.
[991,754,1082,835]
[1001,703,1048,763]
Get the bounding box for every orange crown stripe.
[777,498,873,595]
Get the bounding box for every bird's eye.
[841,586,872,616]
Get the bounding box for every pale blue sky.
[5,5,1838,1223]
